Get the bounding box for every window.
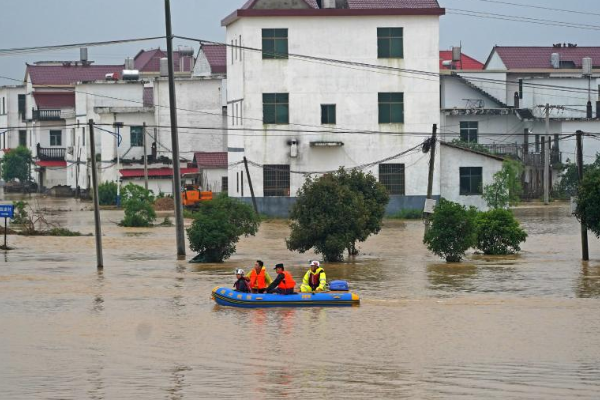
[222,176,228,193]
[460,121,478,143]
[18,94,26,120]
[379,164,405,195]
[82,127,86,146]
[535,134,540,153]
[50,130,62,146]
[130,126,144,147]
[377,28,403,59]
[263,165,290,197]
[1,97,5,115]
[263,93,289,124]
[460,167,483,196]
[321,104,336,124]
[378,93,404,124]
[262,29,288,59]
[19,130,27,147]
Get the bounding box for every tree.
[555,154,600,199]
[187,195,260,263]
[1,146,32,182]
[286,168,390,262]
[482,160,524,209]
[98,182,118,206]
[574,168,600,238]
[475,209,528,255]
[120,184,156,227]
[423,198,477,262]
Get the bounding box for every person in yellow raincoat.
[300,260,327,292]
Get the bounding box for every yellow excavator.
[181,173,213,208]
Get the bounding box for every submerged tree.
[120,184,156,227]
[1,146,32,182]
[475,209,528,255]
[482,160,524,209]
[286,168,389,262]
[574,168,600,238]
[187,195,260,263]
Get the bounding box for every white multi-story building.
[224,0,445,216]
[0,85,27,153]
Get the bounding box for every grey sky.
[0,0,598,85]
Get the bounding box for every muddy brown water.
[1,193,600,399]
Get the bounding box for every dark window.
[378,93,404,124]
[460,167,483,196]
[321,104,336,124]
[264,165,290,197]
[236,171,239,193]
[263,93,289,124]
[262,29,288,59]
[460,121,478,143]
[50,130,62,146]
[379,164,405,195]
[1,97,5,115]
[377,28,403,59]
[19,130,27,147]
[130,126,144,147]
[535,134,540,153]
[18,94,26,120]
[221,176,228,193]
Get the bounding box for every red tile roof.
[33,92,75,109]
[120,167,197,178]
[241,0,440,8]
[27,64,123,86]
[489,46,600,70]
[36,160,67,168]
[202,44,227,74]
[194,152,228,169]
[439,51,484,70]
[143,87,154,107]
[134,49,194,73]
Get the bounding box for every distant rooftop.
[439,51,484,70]
[201,44,227,75]
[134,48,194,73]
[487,46,600,70]
[26,64,124,86]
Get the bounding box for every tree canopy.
[120,184,156,227]
[482,160,523,209]
[1,146,32,182]
[574,168,600,238]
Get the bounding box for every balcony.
[522,151,562,167]
[476,143,562,167]
[37,144,66,161]
[32,109,63,121]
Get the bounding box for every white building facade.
[224,0,444,216]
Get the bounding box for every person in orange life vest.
[266,263,296,295]
[233,269,251,293]
[247,260,273,293]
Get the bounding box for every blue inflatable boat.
[212,286,360,308]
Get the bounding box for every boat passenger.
[233,269,251,293]
[247,260,273,293]
[300,260,327,292]
[266,263,296,295]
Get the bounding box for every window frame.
[262,28,288,59]
[19,130,27,147]
[459,121,479,143]
[459,167,483,196]
[377,27,404,59]
[378,92,404,124]
[321,104,336,125]
[130,126,144,147]
[49,130,62,147]
[263,93,289,125]
[379,163,406,195]
[263,164,291,197]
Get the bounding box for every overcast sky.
[0,0,597,85]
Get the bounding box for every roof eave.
[222,7,445,26]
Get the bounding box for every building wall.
[201,168,227,192]
[226,14,441,210]
[440,145,504,210]
[458,72,508,105]
[0,86,27,152]
[441,75,504,110]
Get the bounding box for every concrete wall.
[0,86,27,152]
[226,14,441,202]
[440,144,504,210]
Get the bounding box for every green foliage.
[475,209,528,255]
[1,146,32,182]
[482,160,524,209]
[11,201,29,224]
[98,181,118,206]
[555,154,600,199]
[574,168,600,238]
[286,168,390,262]
[45,228,83,237]
[423,198,477,262]
[186,195,260,262]
[120,184,156,227]
[450,139,491,155]
[391,208,422,220]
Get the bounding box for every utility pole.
[576,130,590,261]
[143,122,149,191]
[424,124,437,234]
[113,122,123,207]
[243,157,258,215]
[165,0,186,259]
[88,120,104,270]
[544,104,550,205]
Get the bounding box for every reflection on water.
[1,198,600,398]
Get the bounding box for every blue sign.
[0,205,14,219]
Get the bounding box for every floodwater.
[1,193,600,399]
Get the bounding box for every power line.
[456,0,600,18]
